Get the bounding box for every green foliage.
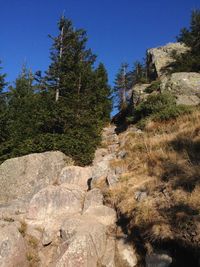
[130,61,148,85]
[0,18,111,166]
[144,80,160,93]
[114,63,130,110]
[153,104,192,121]
[172,9,200,72]
[0,63,8,143]
[132,93,191,127]
[114,60,148,112]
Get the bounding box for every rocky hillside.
[1,106,199,267]
[0,127,139,267]
[0,40,200,267]
[107,107,200,266]
[132,42,200,107]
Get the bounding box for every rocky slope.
[0,126,138,267]
[1,110,200,266]
[106,109,200,267]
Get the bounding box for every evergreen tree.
[171,9,200,72]
[0,62,7,111]
[0,63,7,143]
[93,63,112,124]
[0,18,111,165]
[44,17,111,165]
[114,63,131,110]
[129,60,148,86]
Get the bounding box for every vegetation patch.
[105,107,200,260]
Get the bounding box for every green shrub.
[0,130,100,166]
[144,80,161,93]
[153,104,192,121]
[133,93,191,126]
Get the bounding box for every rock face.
[58,216,107,267]
[83,188,104,211]
[27,184,84,220]
[161,72,200,105]
[58,166,92,191]
[0,223,28,267]
[83,205,116,226]
[147,42,189,77]
[0,151,73,204]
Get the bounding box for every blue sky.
[0,0,199,86]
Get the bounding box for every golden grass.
[106,107,200,245]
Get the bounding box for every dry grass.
[18,221,27,237]
[106,107,200,247]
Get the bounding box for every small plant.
[26,251,40,264]
[27,235,39,249]
[18,221,27,237]
[144,80,161,93]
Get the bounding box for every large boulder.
[27,184,84,221]
[161,72,200,105]
[83,188,103,212]
[91,154,115,188]
[57,216,107,267]
[0,151,73,204]
[0,222,28,267]
[131,83,151,107]
[58,166,92,191]
[83,205,116,226]
[147,42,189,77]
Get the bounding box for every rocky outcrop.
[147,42,189,78]
[161,72,200,105]
[58,216,107,267]
[27,184,85,221]
[0,222,28,267]
[0,151,73,204]
[58,166,92,190]
[0,126,139,267]
[83,188,104,211]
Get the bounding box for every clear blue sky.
[0,0,199,86]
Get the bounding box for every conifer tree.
[0,63,7,143]
[114,63,130,110]
[93,63,112,124]
[6,67,37,143]
[44,16,111,165]
[171,9,200,72]
[0,18,111,165]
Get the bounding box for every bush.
[144,80,161,93]
[154,104,192,121]
[133,92,191,126]
[0,130,100,166]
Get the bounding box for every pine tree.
[0,62,7,111]
[93,63,112,124]
[114,63,131,110]
[171,9,200,72]
[44,16,111,165]
[0,62,7,143]
[0,18,112,165]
